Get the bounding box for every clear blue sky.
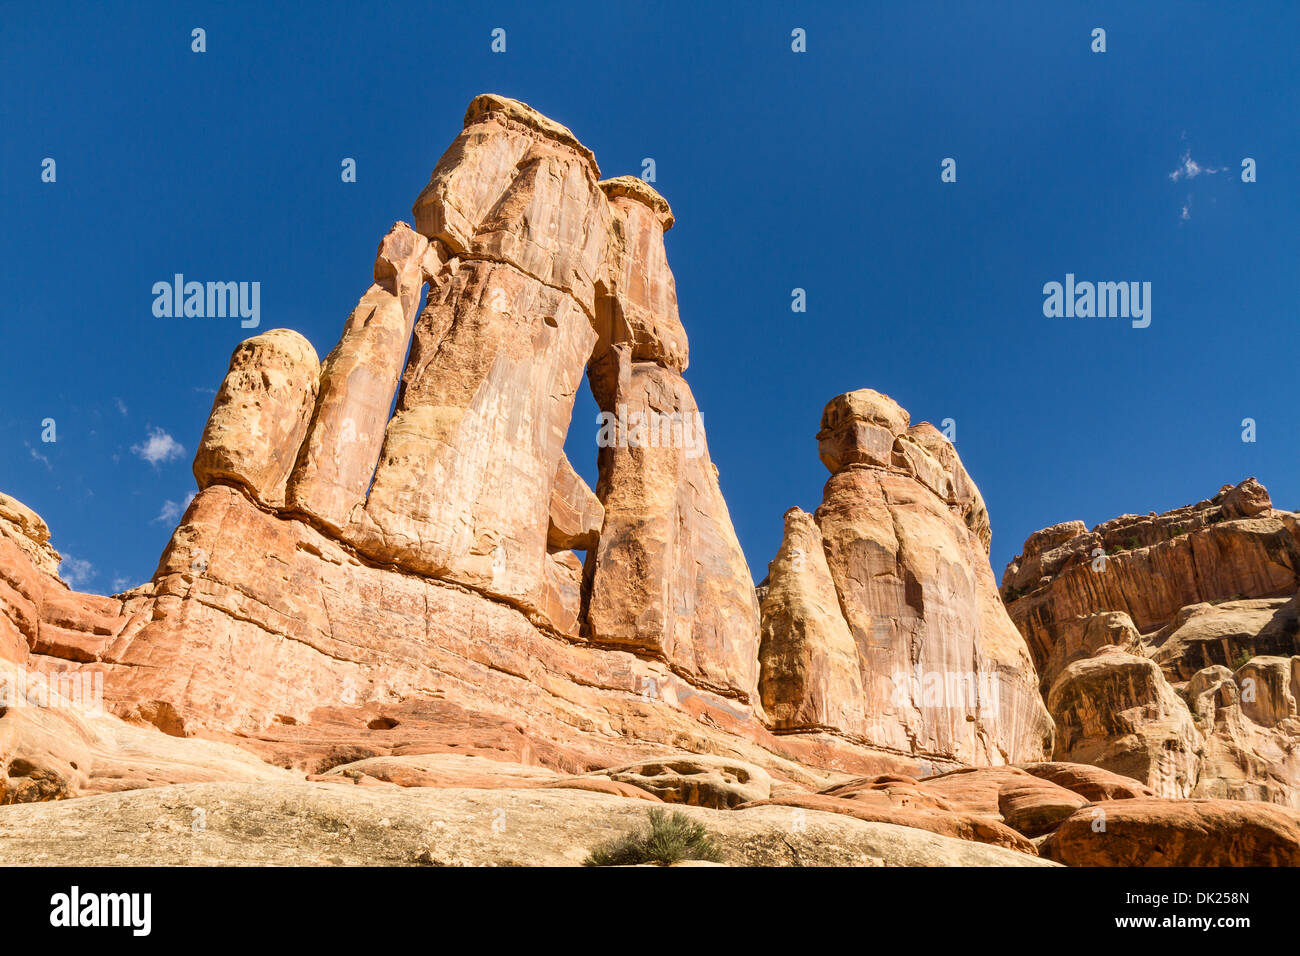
[2,1,1296,595]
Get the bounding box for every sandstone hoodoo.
[2,95,1297,867]
[758,388,1052,769]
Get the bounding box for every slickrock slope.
[1003,479,1300,804]
[0,782,1054,867]
[758,389,1053,769]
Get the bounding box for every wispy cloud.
[26,442,52,470]
[115,397,129,416]
[111,575,135,593]
[61,555,95,589]
[132,427,185,466]
[1168,150,1227,182]
[153,492,196,524]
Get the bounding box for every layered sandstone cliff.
[1003,479,1300,804]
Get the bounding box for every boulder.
[547,454,603,552]
[1041,797,1300,866]
[1020,762,1156,802]
[1047,647,1202,798]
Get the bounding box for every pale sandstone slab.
[1042,797,1300,866]
[0,781,1055,866]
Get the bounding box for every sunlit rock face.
[1004,479,1300,805]
[760,389,1053,767]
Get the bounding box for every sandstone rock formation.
[194,329,320,509]
[0,96,897,815]
[759,389,1053,768]
[1004,479,1300,805]
[4,94,1295,867]
[758,508,867,735]
[1041,797,1300,866]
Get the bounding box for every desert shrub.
[584,808,724,866]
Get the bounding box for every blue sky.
[2,1,1296,595]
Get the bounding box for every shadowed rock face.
[1004,479,1300,806]
[759,389,1053,767]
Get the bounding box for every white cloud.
[26,442,52,470]
[115,397,128,416]
[153,492,197,524]
[61,555,95,589]
[111,576,135,593]
[1169,150,1227,182]
[132,427,185,466]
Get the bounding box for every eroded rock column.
[336,96,607,628]
[760,389,1052,764]
[758,507,867,734]
[285,223,441,532]
[583,178,761,702]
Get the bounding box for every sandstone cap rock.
[0,492,60,578]
[599,176,675,231]
[464,93,599,177]
[816,389,909,474]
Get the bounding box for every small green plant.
[1124,536,1140,551]
[584,808,724,866]
[1231,649,1253,671]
